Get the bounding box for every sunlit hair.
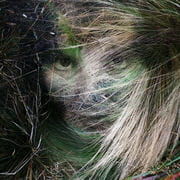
[57,0,180,179]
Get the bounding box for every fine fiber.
[0,0,179,179]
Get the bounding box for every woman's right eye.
[59,54,72,67]
[54,51,72,68]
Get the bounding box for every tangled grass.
[0,0,179,179]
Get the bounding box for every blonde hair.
[56,0,180,179]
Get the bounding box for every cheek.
[43,63,72,93]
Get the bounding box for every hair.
[0,0,179,179]
[58,0,180,179]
